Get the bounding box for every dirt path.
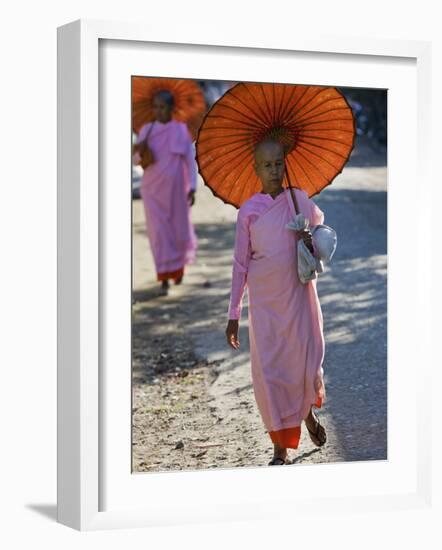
[132,164,387,472]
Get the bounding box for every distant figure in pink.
[134,90,197,295]
[225,139,327,466]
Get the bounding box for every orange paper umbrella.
[132,77,207,140]
[195,82,356,208]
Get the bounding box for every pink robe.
[136,119,197,277]
[228,188,326,434]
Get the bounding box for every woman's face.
[254,142,285,194]
[152,95,173,123]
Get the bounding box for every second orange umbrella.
[132,77,207,140]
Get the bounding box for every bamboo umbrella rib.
[289,91,338,123]
[197,128,254,140]
[197,115,261,132]
[300,128,354,137]
[291,97,348,127]
[198,139,254,167]
[222,149,256,201]
[278,85,310,126]
[275,84,288,125]
[204,112,263,131]
[276,84,299,124]
[299,122,354,131]
[198,123,257,136]
[294,147,333,189]
[297,99,350,124]
[245,85,273,128]
[296,137,351,160]
[202,146,252,179]
[236,164,259,206]
[228,85,271,128]
[198,144,250,164]
[298,134,353,147]
[208,105,266,131]
[286,149,317,194]
[271,83,277,128]
[295,116,354,130]
[199,143,251,176]
[212,106,266,132]
[197,136,253,148]
[260,83,275,128]
[197,136,253,153]
[202,145,253,195]
[226,85,266,125]
[296,142,344,171]
[242,84,274,128]
[280,87,325,128]
[285,154,303,192]
[293,156,323,196]
[299,153,326,195]
[295,108,354,125]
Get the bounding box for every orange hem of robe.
[157,267,184,282]
[268,396,323,449]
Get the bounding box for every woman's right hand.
[132,143,144,166]
[225,319,240,350]
[133,152,142,166]
[298,229,314,254]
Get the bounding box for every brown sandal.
[306,411,327,447]
[268,457,287,466]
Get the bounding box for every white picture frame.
[57,18,433,531]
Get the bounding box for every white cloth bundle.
[286,213,337,284]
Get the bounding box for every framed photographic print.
[57,19,432,530]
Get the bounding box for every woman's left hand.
[225,320,240,350]
[188,190,196,206]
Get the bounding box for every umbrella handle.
[284,165,299,215]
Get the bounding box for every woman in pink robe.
[226,139,327,466]
[134,91,198,295]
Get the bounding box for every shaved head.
[154,89,175,109]
[253,138,286,195]
[253,138,285,162]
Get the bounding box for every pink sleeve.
[136,123,150,143]
[309,199,325,258]
[228,209,251,320]
[184,139,197,192]
[132,124,150,165]
[310,199,324,227]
